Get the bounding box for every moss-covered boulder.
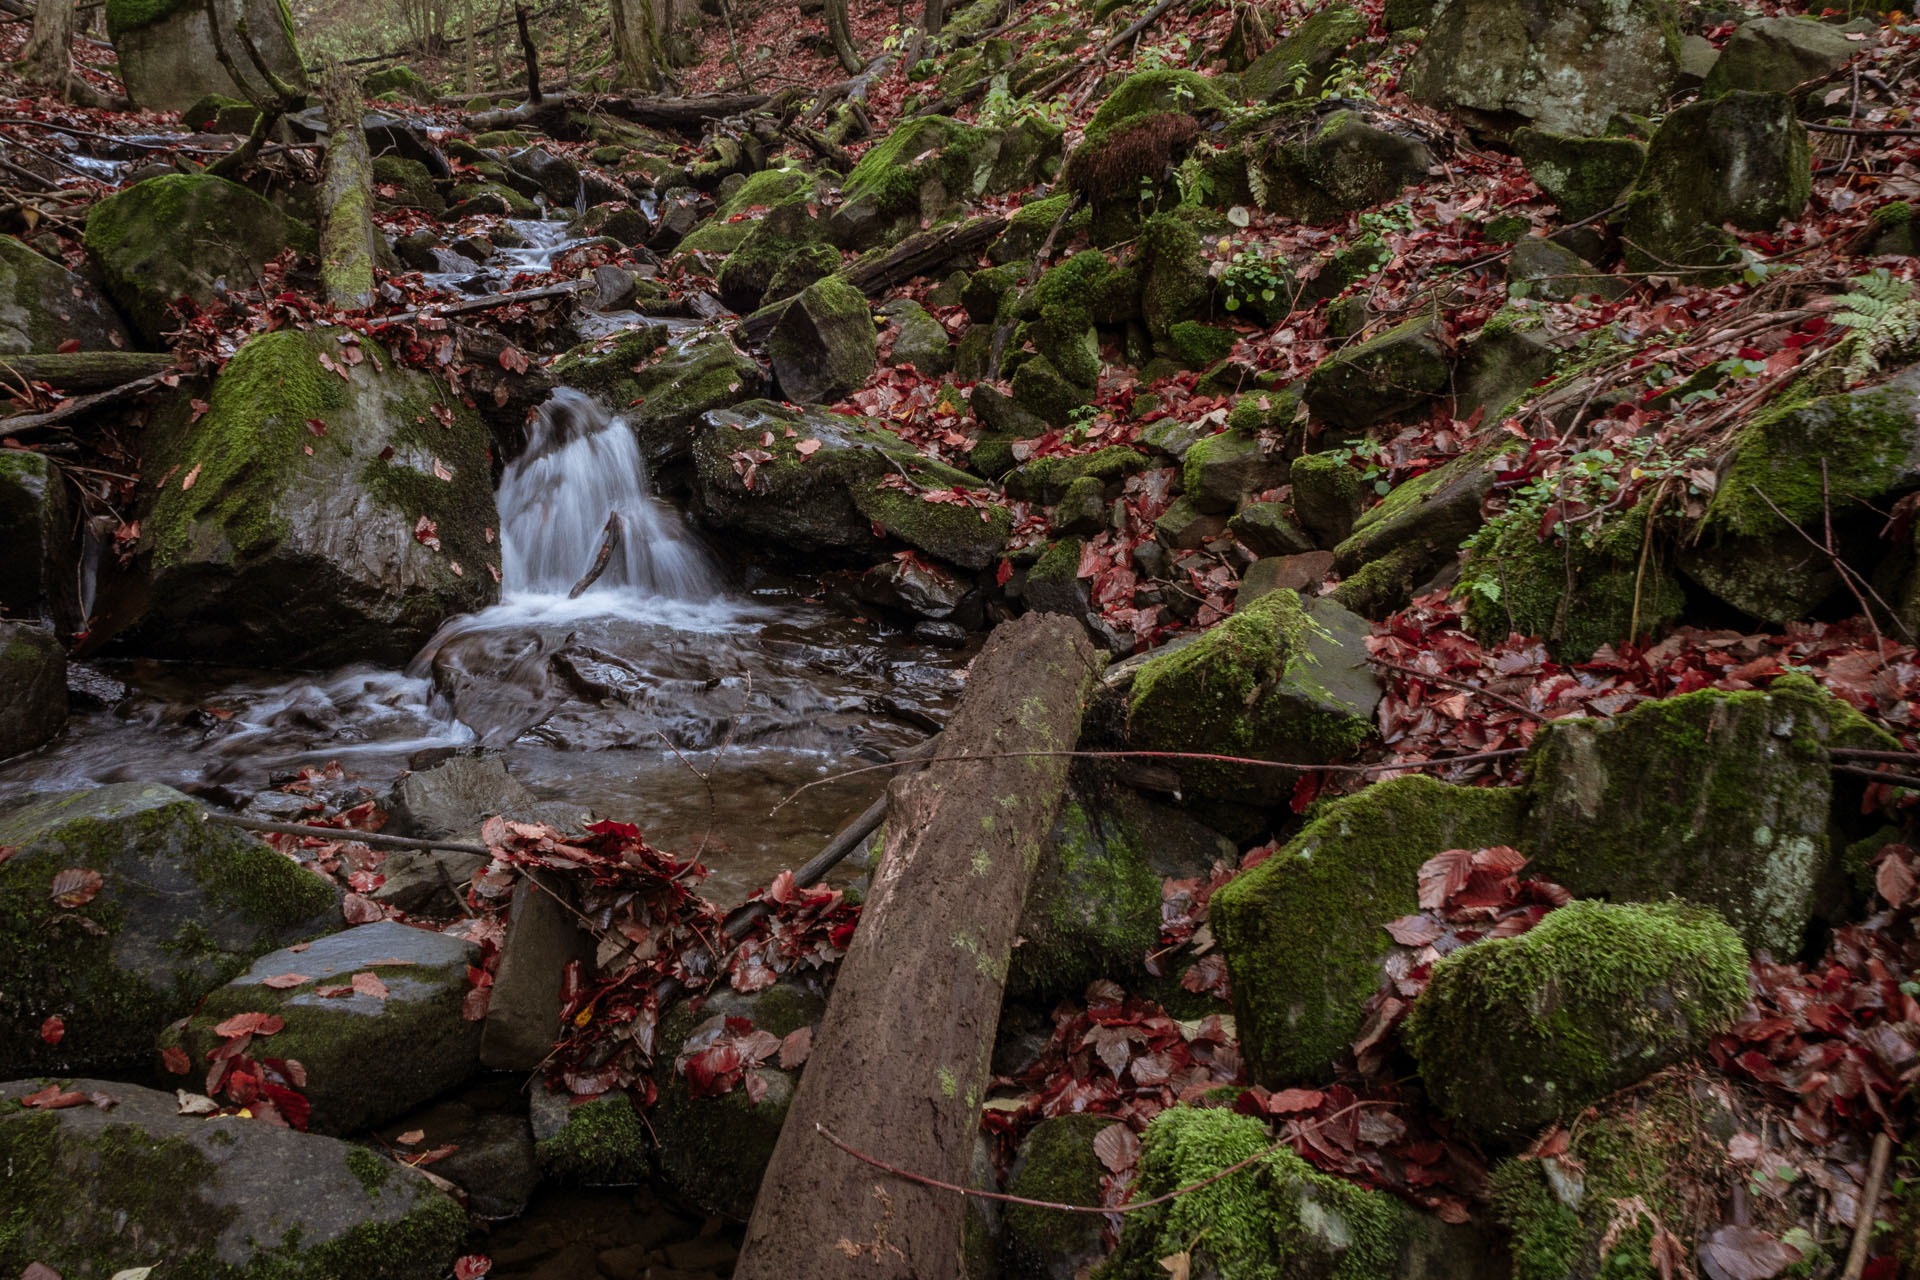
[364,64,435,102]
[551,328,765,471]
[1677,365,1920,621]
[0,450,77,631]
[1332,436,1523,584]
[1403,0,1679,135]
[1512,130,1645,222]
[767,274,877,404]
[531,1088,649,1186]
[1505,237,1626,303]
[1061,69,1231,206]
[1239,4,1369,101]
[692,400,1011,569]
[991,192,1077,265]
[1100,1107,1408,1280]
[1025,250,1117,389]
[884,298,953,376]
[1229,501,1315,559]
[1704,17,1857,97]
[1252,110,1439,225]
[83,174,315,344]
[717,197,834,311]
[0,782,340,1077]
[372,155,446,214]
[1622,92,1810,276]
[1004,445,1148,504]
[181,92,258,133]
[1408,901,1747,1144]
[1184,426,1290,514]
[0,236,134,355]
[1134,213,1210,338]
[162,921,480,1135]
[1214,776,1522,1084]
[1118,590,1381,805]
[1521,675,1887,953]
[108,0,309,112]
[0,1077,465,1279]
[129,326,498,666]
[1304,316,1451,429]
[831,115,1006,249]
[650,981,823,1218]
[1012,354,1090,427]
[1001,1114,1124,1278]
[1290,452,1363,546]
[0,621,64,761]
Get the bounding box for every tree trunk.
[15,0,75,91]
[734,612,1103,1280]
[609,0,661,92]
[823,0,863,74]
[922,0,944,36]
[464,0,478,90]
[318,61,376,310]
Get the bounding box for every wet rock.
[1183,427,1289,514]
[1521,675,1885,953]
[884,298,954,376]
[108,0,310,112]
[1512,129,1645,222]
[913,619,969,648]
[1623,92,1810,275]
[1113,591,1380,805]
[83,173,316,344]
[368,848,490,916]
[0,235,134,355]
[1304,315,1451,429]
[431,1112,537,1218]
[1506,237,1627,302]
[164,919,482,1135]
[1239,4,1368,100]
[1289,452,1363,546]
[591,263,641,311]
[0,621,65,760]
[532,1088,650,1185]
[1227,501,1314,557]
[1215,776,1522,1084]
[483,871,593,1072]
[1408,901,1748,1144]
[650,981,825,1218]
[999,1114,1123,1279]
[1403,0,1679,135]
[552,329,765,472]
[768,275,877,405]
[856,554,971,620]
[0,1077,465,1278]
[0,782,340,1077]
[389,754,543,840]
[1705,17,1858,97]
[0,450,78,632]
[506,147,582,205]
[692,400,1012,569]
[128,325,500,667]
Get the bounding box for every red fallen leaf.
[1266,1087,1325,1114]
[161,1044,191,1074]
[56,338,80,354]
[315,983,355,997]
[1875,852,1914,908]
[305,418,327,436]
[995,558,1013,587]
[261,1081,310,1131]
[352,972,390,1000]
[684,1043,743,1098]
[49,868,104,908]
[181,462,201,491]
[412,516,441,551]
[342,892,384,924]
[260,973,309,989]
[21,1261,61,1280]
[1093,1122,1141,1173]
[454,1258,493,1280]
[19,1085,87,1109]
[1700,1225,1802,1280]
[498,346,529,374]
[1417,849,1476,910]
[397,1128,425,1145]
[212,1012,286,1038]
[777,1025,813,1071]
[39,1015,63,1045]
[1384,914,1443,947]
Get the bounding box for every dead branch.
[567,510,624,598]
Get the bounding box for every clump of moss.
[1099,1107,1405,1280]
[1408,901,1748,1144]
[841,115,998,220]
[536,1094,649,1185]
[1002,1114,1116,1270]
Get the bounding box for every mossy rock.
[1408,901,1748,1145]
[1166,321,1237,370]
[1119,591,1381,805]
[1027,250,1117,388]
[130,326,499,666]
[0,619,64,763]
[1136,212,1210,337]
[884,298,953,376]
[1004,444,1148,504]
[1303,315,1451,429]
[1214,776,1522,1084]
[1703,17,1856,97]
[0,782,340,1077]
[990,192,1077,265]
[1240,4,1369,101]
[1289,452,1363,546]
[531,1090,649,1186]
[1511,129,1645,222]
[1099,1106,1407,1280]
[768,274,878,404]
[1332,435,1524,581]
[1521,674,1892,953]
[1183,426,1288,514]
[363,65,434,102]
[717,196,832,312]
[832,116,1004,249]
[1001,1114,1122,1277]
[82,174,315,344]
[1455,306,1561,422]
[1011,354,1091,427]
[371,155,446,214]
[180,92,259,134]
[0,1077,465,1279]
[447,180,537,218]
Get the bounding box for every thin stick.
[567,510,623,598]
[1833,764,1920,791]
[1840,1132,1894,1280]
[1366,656,1542,722]
[203,811,491,856]
[1830,748,1920,763]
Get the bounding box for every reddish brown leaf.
[1700,1225,1802,1280]
[1384,914,1443,947]
[48,868,104,908]
[1417,849,1475,910]
[38,1015,63,1045]
[161,1045,191,1074]
[1093,1122,1141,1173]
[1875,852,1914,908]
[1266,1088,1325,1114]
[212,1012,285,1038]
[778,1025,812,1070]
[351,972,390,1000]
[260,974,309,989]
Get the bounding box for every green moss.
[1002,1115,1114,1266]
[535,1095,649,1185]
[1099,1108,1405,1280]
[1083,69,1233,146]
[1009,798,1162,998]
[843,116,998,219]
[447,181,537,217]
[1136,213,1208,337]
[1872,199,1913,227]
[1213,776,1521,1084]
[1028,250,1114,387]
[105,0,192,35]
[1167,321,1237,369]
[1006,445,1147,502]
[362,66,432,101]
[1407,901,1748,1143]
[346,1145,392,1194]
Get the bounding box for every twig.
[1829,747,1920,763]
[1366,656,1543,722]
[1840,1132,1894,1280]
[1804,121,1920,138]
[1833,764,1920,790]
[0,370,175,436]
[203,811,491,855]
[567,510,623,598]
[1746,477,1904,648]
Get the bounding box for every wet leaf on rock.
[48,868,104,908]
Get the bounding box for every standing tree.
[610,0,663,92]
[824,0,862,74]
[15,0,113,106]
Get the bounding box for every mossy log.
[318,61,376,310]
[735,613,1102,1279]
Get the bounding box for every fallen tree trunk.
[734,612,1102,1280]
[0,351,177,392]
[318,60,376,310]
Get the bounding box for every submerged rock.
[0,782,340,1077]
[1408,901,1748,1144]
[0,621,65,760]
[129,326,499,667]
[164,919,482,1135]
[1214,776,1523,1084]
[108,0,310,112]
[0,235,134,354]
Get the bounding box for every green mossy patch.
[1002,1115,1117,1272]
[535,1094,649,1185]
[1008,798,1161,1000]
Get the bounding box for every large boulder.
[0,782,340,1077]
[0,621,65,760]
[1332,437,1524,587]
[1521,674,1886,953]
[1622,92,1811,275]
[550,328,767,472]
[1408,901,1748,1144]
[768,275,878,405]
[1250,111,1437,225]
[83,173,315,343]
[1511,130,1645,222]
[1704,17,1859,97]
[691,400,1012,570]
[1305,316,1451,429]
[1183,426,1290,514]
[1214,776,1523,1085]
[1113,590,1381,805]
[1676,365,1920,621]
[129,326,499,666]
[107,0,310,112]
[0,236,134,354]
[0,450,78,631]
[0,1077,465,1279]
[163,920,482,1135]
[830,115,1022,249]
[717,197,835,312]
[1239,4,1369,101]
[1404,0,1681,135]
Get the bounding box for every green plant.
[1829,267,1920,384]
[1219,246,1291,315]
[1134,35,1194,73]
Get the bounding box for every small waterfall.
[496,388,720,603]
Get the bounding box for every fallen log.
[734,612,1102,1280]
[604,92,771,130]
[317,61,376,310]
[0,351,177,392]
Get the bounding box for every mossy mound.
[1005,444,1148,504]
[1099,1107,1406,1280]
[1001,1114,1121,1276]
[832,116,1004,248]
[532,1091,649,1186]
[1063,69,1230,205]
[83,174,315,344]
[1121,590,1380,804]
[1511,129,1646,222]
[1408,901,1748,1144]
[0,783,339,1077]
[0,1078,465,1280]
[1239,4,1368,101]
[1214,776,1522,1084]
[717,197,833,311]
[372,155,446,214]
[363,65,434,102]
[768,274,878,404]
[1304,315,1451,429]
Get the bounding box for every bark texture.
[734,612,1102,1280]
[318,62,376,310]
[15,0,75,91]
[610,0,662,92]
[824,0,862,74]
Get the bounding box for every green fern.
[1831,269,1920,385]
